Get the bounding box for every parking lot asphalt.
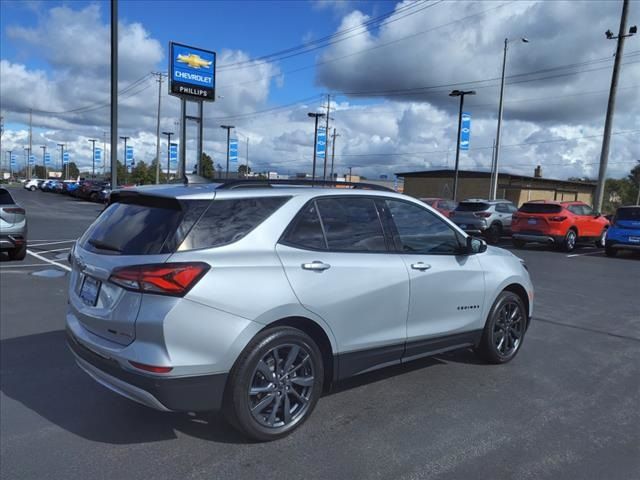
[1,186,639,480]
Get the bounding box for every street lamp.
[491,37,529,200]
[57,143,65,179]
[88,139,97,177]
[40,145,47,179]
[449,90,476,201]
[119,136,130,185]
[162,131,173,179]
[220,125,234,179]
[307,112,325,181]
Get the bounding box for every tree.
[238,164,252,177]
[200,152,215,179]
[67,162,80,179]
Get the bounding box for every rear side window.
[282,202,326,250]
[519,203,562,214]
[615,208,640,221]
[456,202,489,212]
[316,197,387,252]
[0,188,14,204]
[181,197,290,250]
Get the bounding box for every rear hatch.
[513,203,564,231]
[70,191,211,345]
[451,202,491,223]
[613,207,640,230]
[0,189,25,227]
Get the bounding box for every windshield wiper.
[88,239,122,252]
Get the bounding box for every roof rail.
[215,179,395,192]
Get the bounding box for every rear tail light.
[511,213,519,221]
[128,361,173,374]
[549,216,567,222]
[474,212,492,218]
[449,211,455,217]
[109,262,210,296]
[3,207,25,215]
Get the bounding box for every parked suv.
[605,206,640,257]
[512,201,609,252]
[0,187,27,260]
[66,181,533,441]
[419,198,458,217]
[450,199,517,244]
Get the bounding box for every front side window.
[567,205,582,215]
[580,204,594,216]
[386,199,463,254]
[315,197,387,252]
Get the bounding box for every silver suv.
[451,199,518,244]
[66,180,533,441]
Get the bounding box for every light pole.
[40,145,47,179]
[308,112,325,181]
[491,37,529,200]
[162,131,173,179]
[88,139,97,178]
[594,1,636,212]
[330,128,340,181]
[57,143,65,179]
[6,150,12,179]
[220,125,234,179]
[24,147,30,179]
[119,136,130,184]
[449,90,476,201]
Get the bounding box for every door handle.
[411,262,431,271]
[301,261,331,272]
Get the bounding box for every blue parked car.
[605,206,640,257]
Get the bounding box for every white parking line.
[29,240,77,247]
[38,247,72,254]
[567,251,603,258]
[26,249,72,272]
[0,263,49,268]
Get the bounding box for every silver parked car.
[0,187,27,260]
[450,199,518,244]
[66,180,534,441]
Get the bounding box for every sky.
[0,0,639,181]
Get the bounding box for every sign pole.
[110,0,118,187]
[197,101,203,176]
[179,98,187,181]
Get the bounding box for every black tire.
[561,229,577,252]
[595,228,607,248]
[29,186,36,191]
[485,223,502,245]
[476,291,527,364]
[512,238,526,248]
[8,244,27,261]
[224,326,324,441]
[605,245,616,257]
[90,192,99,202]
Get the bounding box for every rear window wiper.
[88,239,122,252]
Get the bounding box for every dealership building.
[396,168,596,206]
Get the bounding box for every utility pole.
[220,125,234,179]
[40,145,47,179]
[594,0,636,212]
[348,166,353,182]
[110,0,118,187]
[162,131,173,179]
[153,72,163,184]
[6,150,12,179]
[28,109,32,180]
[103,131,107,177]
[449,89,475,202]
[323,94,331,180]
[246,137,250,177]
[57,144,65,179]
[307,112,325,181]
[120,136,129,184]
[88,139,97,177]
[330,128,340,181]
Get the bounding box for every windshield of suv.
[519,203,563,214]
[456,202,489,212]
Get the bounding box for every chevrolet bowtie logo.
[176,53,212,69]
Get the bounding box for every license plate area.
[80,276,101,307]
[528,218,537,225]
[629,236,640,243]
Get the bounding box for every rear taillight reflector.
[549,216,567,222]
[3,208,25,215]
[474,212,492,218]
[129,361,173,374]
[110,262,210,296]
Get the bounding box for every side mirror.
[466,236,487,254]
[594,212,601,218]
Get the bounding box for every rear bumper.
[66,329,228,412]
[606,240,640,251]
[0,233,26,250]
[512,233,560,244]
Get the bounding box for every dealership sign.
[169,42,216,101]
[229,139,238,165]
[44,153,51,165]
[460,113,471,150]
[63,152,70,165]
[316,127,326,159]
[169,143,178,166]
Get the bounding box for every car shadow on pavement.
[0,330,247,445]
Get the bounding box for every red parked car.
[420,198,458,217]
[511,201,609,252]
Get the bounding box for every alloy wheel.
[248,343,315,429]
[492,301,525,357]
[567,231,576,250]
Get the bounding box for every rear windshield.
[456,202,489,212]
[615,208,640,221]
[519,203,562,214]
[0,188,14,204]
[180,197,290,250]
